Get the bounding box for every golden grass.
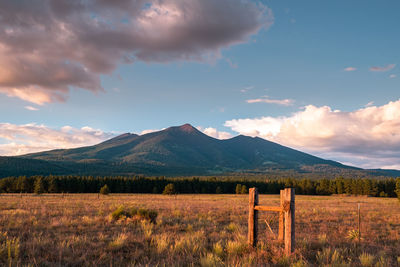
[0,193,399,266]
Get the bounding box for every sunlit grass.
[0,193,398,266]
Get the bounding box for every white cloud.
[389,74,396,78]
[140,129,163,135]
[369,64,396,72]
[0,0,273,105]
[24,106,39,111]
[246,96,294,106]
[344,67,357,72]
[0,123,114,156]
[240,86,254,93]
[225,99,400,169]
[199,127,233,139]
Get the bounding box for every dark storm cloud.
[0,0,273,104]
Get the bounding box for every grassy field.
[0,193,399,266]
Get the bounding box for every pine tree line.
[0,175,399,198]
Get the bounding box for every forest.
[1,175,399,198]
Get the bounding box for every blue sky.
[0,0,399,169]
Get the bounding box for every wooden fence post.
[248,187,259,247]
[278,190,284,241]
[283,188,295,255]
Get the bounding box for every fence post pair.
[248,187,295,255]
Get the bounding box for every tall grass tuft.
[213,242,224,259]
[291,259,309,267]
[375,255,390,267]
[153,234,170,253]
[316,247,350,266]
[200,253,224,267]
[359,252,375,267]
[108,233,128,250]
[318,234,328,245]
[0,233,20,266]
[173,231,206,255]
[226,222,238,232]
[140,220,153,239]
[226,240,247,256]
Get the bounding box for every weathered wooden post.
[283,188,295,254]
[278,189,284,241]
[248,187,258,247]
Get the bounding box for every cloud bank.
[225,100,400,169]
[0,0,272,104]
[0,123,114,156]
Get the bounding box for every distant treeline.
[1,175,400,197]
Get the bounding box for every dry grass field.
[0,193,399,266]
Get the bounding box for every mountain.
[1,123,399,178]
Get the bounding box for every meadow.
[0,193,399,266]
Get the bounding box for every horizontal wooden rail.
[254,206,283,212]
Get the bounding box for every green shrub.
[235,184,242,194]
[138,208,157,222]
[99,184,110,195]
[379,191,388,197]
[240,185,248,194]
[110,206,157,223]
[111,206,128,220]
[163,183,176,195]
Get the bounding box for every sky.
[1,0,400,169]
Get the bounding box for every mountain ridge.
[1,123,399,178]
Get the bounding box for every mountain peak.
[179,123,196,133]
[163,123,202,136]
